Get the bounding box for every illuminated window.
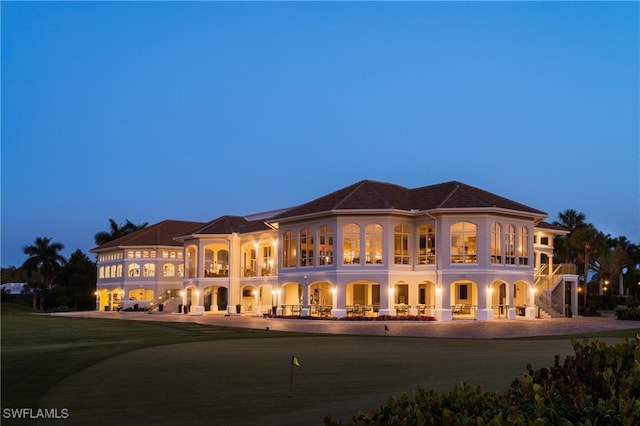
[163,263,175,277]
[162,250,169,258]
[491,223,502,264]
[262,246,274,275]
[505,225,516,264]
[143,263,155,277]
[110,265,117,278]
[99,266,105,279]
[205,249,214,273]
[519,227,529,265]
[299,228,314,267]
[418,225,436,264]
[318,225,333,265]
[450,222,477,263]
[178,264,184,277]
[343,224,360,264]
[282,231,296,268]
[366,224,383,264]
[186,247,197,278]
[394,224,409,265]
[128,263,141,277]
[117,265,122,277]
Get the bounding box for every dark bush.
[615,305,640,320]
[323,337,640,425]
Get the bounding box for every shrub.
[615,305,640,320]
[323,337,640,425]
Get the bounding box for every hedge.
[323,337,640,425]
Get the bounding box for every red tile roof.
[91,220,205,252]
[270,180,546,221]
[90,181,549,246]
[174,215,273,239]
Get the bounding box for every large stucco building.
[91,180,578,321]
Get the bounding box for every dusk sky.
[2,1,638,268]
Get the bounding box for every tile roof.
[174,215,273,239]
[91,220,205,252]
[90,181,549,245]
[535,221,570,232]
[270,180,546,221]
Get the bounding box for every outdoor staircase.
[534,263,576,318]
[148,289,182,313]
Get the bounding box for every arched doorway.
[280,282,302,316]
[345,281,380,317]
[418,281,436,316]
[203,285,227,312]
[513,281,533,316]
[309,281,333,317]
[449,281,478,319]
[490,281,509,318]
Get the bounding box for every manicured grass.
[1,303,637,425]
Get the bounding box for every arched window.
[491,223,503,264]
[116,265,123,277]
[143,263,155,277]
[99,266,105,279]
[282,231,297,268]
[187,247,197,278]
[394,224,409,265]
[110,265,117,278]
[178,264,184,277]
[505,225,516,265]
[217,250,229,276]
[299,228,314,267]
[128,263,141,277]
[343,224,360,264]
[365,223,383,264]
[204,249,214,273]
[418,224,436,264]
[519,227,529,265]
[450,222,477,263]
[163,263,175,277]
[318,225,333,265]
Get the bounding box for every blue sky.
[2,1,638,267]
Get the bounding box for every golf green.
[39,335,579,425]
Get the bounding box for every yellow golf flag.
[292,355,301,367]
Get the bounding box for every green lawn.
[1,303,637,425]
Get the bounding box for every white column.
[526,286,537,318]
[378,284,395,316]
[477,284,494,321]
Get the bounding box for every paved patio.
[54,310,640,339]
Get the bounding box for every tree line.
[1,219,147,311]
[2,212,639,311]
[553,209,640,305]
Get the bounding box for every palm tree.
[592,245,629,295]
[22,237,66,310]
[571,225,607,308]
[554,209,587,263]
[94,218,148,246]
